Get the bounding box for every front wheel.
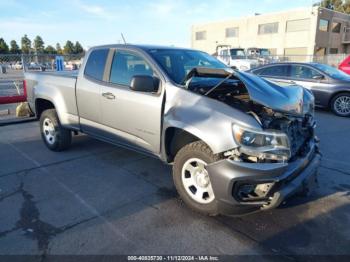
[173,141,221,216]
[331,93,350,117]
[40,109,72,151]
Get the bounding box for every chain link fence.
[214,53,348,68]
[265,54,347,67]
[0,53,85,79]
[0,53,84,93]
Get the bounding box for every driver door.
[100,49,164,154]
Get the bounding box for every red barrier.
[0,80,27,104]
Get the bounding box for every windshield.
[147,49,227,84]
[313,63,350,81]
[230,49,246,59]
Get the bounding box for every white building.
[191,7,350,56]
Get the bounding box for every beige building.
[191,7,350,56]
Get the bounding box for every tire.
[173,141,221,216]
[39,109,72,151]
[331,92,350,117]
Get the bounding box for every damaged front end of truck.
[178,67,321,215]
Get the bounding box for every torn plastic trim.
[205,141,320,215]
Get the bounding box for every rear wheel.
[331,93,350,117]
[173,141,221,216]
[40,109,72,151]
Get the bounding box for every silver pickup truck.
[25,44,321,216]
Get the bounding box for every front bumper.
[206,141,321,216]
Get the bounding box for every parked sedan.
[27,62,46,72]
[338,55,350,75]
[249,62,350,117]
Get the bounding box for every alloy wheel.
[334,95,350,115]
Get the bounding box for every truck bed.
[27,70,78,77]
[24,70,79,127]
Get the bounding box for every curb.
[0,117,37,127]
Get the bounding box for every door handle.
[102,92,115,100]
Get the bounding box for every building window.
[329,48,338,54]
[225,27,239,38]
[319,19,329,32]
[258,22,279,34]
[286,18,310,32]
[195,31,206,40]
[268,48,277,55]
[331,22,341,33]
[315,47,326,55]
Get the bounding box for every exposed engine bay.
[184,68,315,163]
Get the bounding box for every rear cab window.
[84,49,109,81]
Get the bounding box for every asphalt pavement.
[0,110,349,260]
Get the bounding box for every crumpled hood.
[236,71,314,116]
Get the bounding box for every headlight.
[233,124,290,161]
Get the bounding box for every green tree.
[10,40,21,54]
[74,41,84,54]
[21,34,31,54]
[45,45,56,54]
[33,35,45,53]
[63,40,75,54]
[0,38,9,54]
[318,0,350,13]
[344,0,350,13]
[56,43,63,55]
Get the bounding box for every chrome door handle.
[102,92,115,100]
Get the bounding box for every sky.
[0,0,318,49]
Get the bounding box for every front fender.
[163,84,261,155]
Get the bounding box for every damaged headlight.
[232,124,291,161]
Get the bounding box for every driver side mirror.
[130,75,159,93]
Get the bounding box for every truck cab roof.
[88,44,195,52]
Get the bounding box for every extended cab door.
[99,48,164,154]
[76,48,109,135]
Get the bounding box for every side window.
[252,68,264,75]
[259,65,289,77]
[109,51,154,86]
[84,49,109,81]
[290,65,323,80]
